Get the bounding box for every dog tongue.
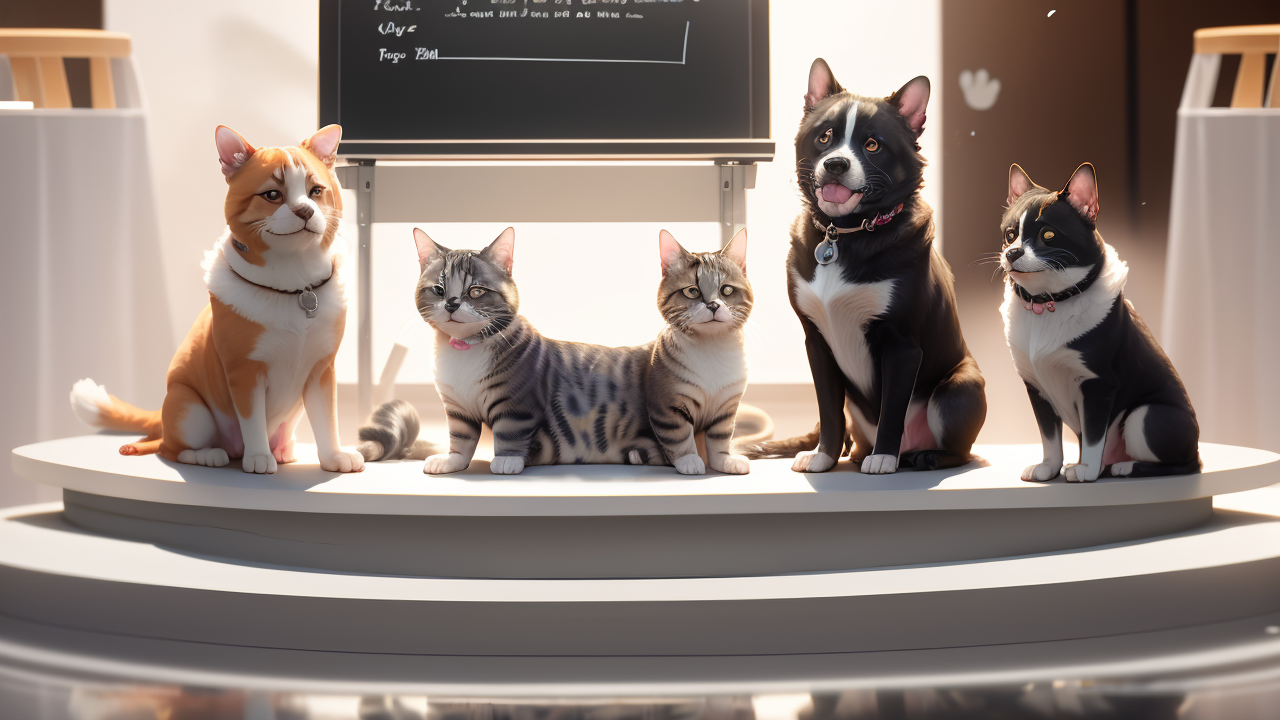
[821,183,855,204]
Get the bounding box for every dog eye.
[682,286,701,299]
[309,185,325,198]
[817,128,832,146]
[468,287,487,299]
[720,285,734,297]
[432,285,444,296]
[864,137,880,152]
[261,190,282,202]
[1042,229,1056,241]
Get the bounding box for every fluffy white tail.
[70,378,112,427]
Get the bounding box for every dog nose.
[823,157,850,175]
[706,301,721,312]
[292,204,315,221]
[445,297,460,313]
[1005,247,1025,263]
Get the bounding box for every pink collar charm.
[448,337,473,351]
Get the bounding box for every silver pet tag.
[298,287,319,318]
[815,224,839,265]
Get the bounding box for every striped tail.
[357,399,442,461]
[70,378,164,455]
[733,424,821,460]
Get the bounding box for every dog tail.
[70,378,163,438]
[1107,456,1203,479]
[357,399,442,461]
[733,424,821,460]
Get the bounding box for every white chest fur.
[791,265,894,397]
[668,334,748,418]
[433,336,493,417]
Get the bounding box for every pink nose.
[292,204,314,221]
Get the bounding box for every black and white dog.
[1001,163,1200,482]
[739,59,986,474]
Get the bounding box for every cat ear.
[1060,163,1100,222]
[303,124,342,167]
[1008,164,1040,206]
[720,228,748,273]
[481,227,516,275]
[658,230,690,276]
[888,76,930,135]
[215,125,255,179]
[805,58,843,112]
[412,228,447,271]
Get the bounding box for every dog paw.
[1064,463,1099,483]
[792,450,835,473]
[490,455,526,475]
[711,454,750,475]
[242,453,277,474]
[861,454,899,474]
[273,440,297,464]
[320,449,364,473]
[1021,462,1060,482]
[424,453,470,474]
[1108,461,1136,477]
[177,448,229,467]
[674,454,705,475]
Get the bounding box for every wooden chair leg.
[88,56,116,109]
[9,56,44,108]
[37,56,71,108]
[1267,53,1280,108]
[1231,52,1266,108]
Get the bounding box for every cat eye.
[682,286,701,299]
[468,287,487,299]
[1042,229,1056,241]
[863,137,880,153]
[309,185,325,198]
[1003,228,1016,245]
[817,128,833,146]
[720,285,735,297]
[261,189,282,202]
[431,285,444,296]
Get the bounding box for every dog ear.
[215,126,255,180]
[720,228,748,273]
[481,227,516,275]
[303,124,342,167]
[889,76,930,135]
[412,228,448,271]
[658,230,691,276]
[1059,163,1100,222]
[805,58,843,112]
[1008,164,1041,206]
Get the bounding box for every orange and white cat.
[70,125,364,474]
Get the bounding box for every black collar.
[227,236,334,295]
[1011,263,1102,305]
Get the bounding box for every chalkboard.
[319,0,771,160]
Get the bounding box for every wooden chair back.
[0,29,132,109]
[1194,24,1280,108]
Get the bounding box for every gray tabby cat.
[356,226,753,476]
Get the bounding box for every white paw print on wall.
[959,69,1001,110]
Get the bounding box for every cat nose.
[1005,247,1025,263]
[823,157,850,175]
[445,297,460,312]
[292,204,315,221]
[705,301,721,312]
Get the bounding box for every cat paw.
[490,456,526,475]
[273,440,297,464]
[627,449,643,465]
[674,454,705,475]
[792,451,835,473]
[319,449,364,473]
[860,454,899,474]
[710,454,750,475]
[1064,463,1099,483]
[1021,462,1061,482]
[242,453,277,474]
[177,448,229,467]
[1109,461,1136,477]
[424,453,470,474]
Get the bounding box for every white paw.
[1109,461,1136,477]
[490,455,526,475]
[791,450,835,473]
[320,449,365,473]
[1064,463,1099,483]
[424,453,470,474]
[861,453,899,474]
[710,453,750,475]
[627,449,642,465]
[242,453,277,474]
[674,453,705,475]
[177,448,229,467]
[1021,462,1060,482]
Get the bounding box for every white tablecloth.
[1162,53,1280,452]
[0,107,173,507]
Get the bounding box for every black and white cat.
[738,59,986,474]
[1001,162,1200,482]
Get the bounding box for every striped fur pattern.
[359,227,752,476]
